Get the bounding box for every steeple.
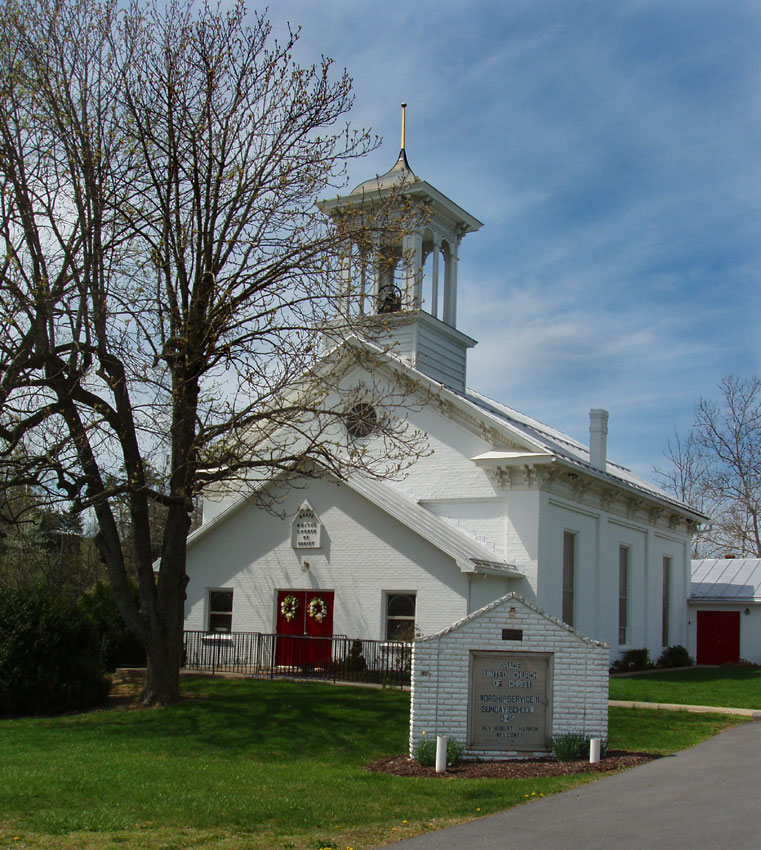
[319,105,483,392]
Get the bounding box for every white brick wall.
[410,593,609,760]
[185,475,474,639]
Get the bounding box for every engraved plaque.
[468,651,551,752]
[292,506,321,549]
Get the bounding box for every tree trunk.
[141,505,191,705]
[143,624,183,705]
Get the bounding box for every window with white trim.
[386,593,416,641]
[618,546,629,645]
[662,556,672,647]
[562,531,576,627]
[208,589,233,633]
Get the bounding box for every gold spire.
[400,102,407,151]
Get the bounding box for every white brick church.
[184,128,704,663]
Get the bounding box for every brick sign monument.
[410,593,608,759]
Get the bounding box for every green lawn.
[609,666,761,709]
[0,677,744,850]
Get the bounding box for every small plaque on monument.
[468,651,551,752]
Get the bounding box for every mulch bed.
[365,751,660,779]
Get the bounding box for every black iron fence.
[183,631,412,688]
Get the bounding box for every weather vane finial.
[401,102,407,151]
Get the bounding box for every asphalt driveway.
[393,721,761,850]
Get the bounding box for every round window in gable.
[345,402,377,438]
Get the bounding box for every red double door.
[696,610,740,665]
[275,590,334,667]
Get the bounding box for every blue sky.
[267,1,761,481]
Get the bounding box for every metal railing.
[183,631,412,688]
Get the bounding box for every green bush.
[345,639,367,673]
[549,733,608,761]
[414,734,463,767]
[78,581,145,671]
[610,648,652,673]
[656,645,693,669]
[0,586,109,715]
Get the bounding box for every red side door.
[275,590,334,667]
[697,610,740,665]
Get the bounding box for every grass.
[0,677,745,850]
[609,666,761,709]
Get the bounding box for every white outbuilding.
[689,558,761,664]
[184,129,705,664]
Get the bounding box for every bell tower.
[319,104,483,393]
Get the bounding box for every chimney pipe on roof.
[589,409,609,471]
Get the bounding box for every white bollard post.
[435,735,448,774]
[589,738,601,764]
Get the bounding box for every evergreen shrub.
[344,639,367,673]
[656,644,693,668]
[79,581,145,671]
[0,586,109,715]
[610,648,652,673]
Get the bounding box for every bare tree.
[655,375,761,557]
[0,0,425,703]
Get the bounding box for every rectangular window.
[386,593,416,641]
[562,531,576,627]
[662,556,671,647]
[618,546,629,645]
[208,589,233,633]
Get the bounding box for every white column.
[402,232,423,308]
[338,241,352,317]
[430,236,441,318]
[412,232,423,309]
[370,236,380,310]
[443,242,459,326]
[358,248,367,315]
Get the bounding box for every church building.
[184,111,705,663]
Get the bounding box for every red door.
[275,590,334,667]
[697,610,740,665]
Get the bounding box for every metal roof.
[690,558,761,602]
[461,387,704,520]
[320,336,705,522]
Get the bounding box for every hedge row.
[0,581,147,716]
[0,586,110,715]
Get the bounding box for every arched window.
[386,593,416,641]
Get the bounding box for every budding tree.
[0,0,424,703]
[656,375,761,557]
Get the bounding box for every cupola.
[319,104,483,393]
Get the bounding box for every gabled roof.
[690,558,761,602]
[193,333,703,566]
[292,333,705,523]
[332,336,704,521]
[187,467,522,580]
[345,475,521,577]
